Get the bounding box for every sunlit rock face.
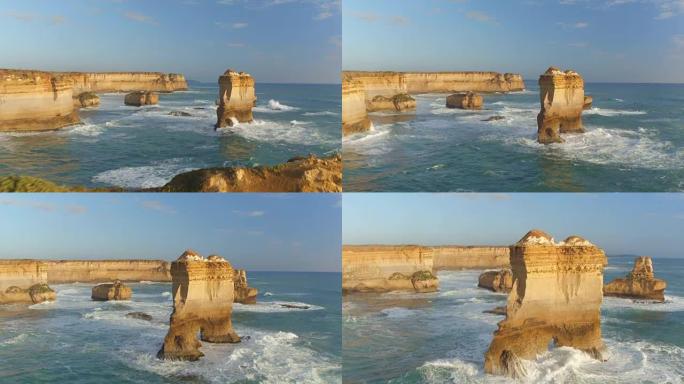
[233,269,258,304]
[478,269,513,293]
[0,260,56,304]
[60,72,187,94]
[124,91,158,106]
[446,92,484,110]
[91,280,132,301]
[342,245,439,293]
[432,246,510,270]
[157,250,240,361]
[537,67,585,144]
[484,230,607,378]
[342,76,372,136]
[366,93,416,112]
[604,256,667,302]
[215,69,256,128]
[45,260,171,283]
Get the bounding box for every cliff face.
[431,246,510,270]
[342,77,372,136]
[343,71,525,98]
[484,230,607,378]
[91,280,132,301]
[0,260,55,304]
[366,93,416,112]
[233,269,258,304]
[45,260,171,283]
[215,70,256,128]
[537,67,585,144]
[59,72,187,94]
[478,269,513,293]
[604,256,667,302]
[158,251,240,361]
[0,70,80,132]
[342,245,438,293]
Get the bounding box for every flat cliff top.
[0,259,169,264]
[343,244,506,249]
[343,70,522,76]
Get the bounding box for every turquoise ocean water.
[343,82,684,192]
[0,272,341,383]
[343,257,684,383]
[0,83,340,188]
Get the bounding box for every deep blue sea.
[343,82,684,192]
[0,83,340,188]
[342,257,684,383]
[0,272,341,384]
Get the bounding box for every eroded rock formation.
[215,69,256,128]
[158,250,241,361]
[45,260,171,283]
[604,256,667,302]
[342,76,372,136]
[159,154,342,192]
[0,260,56,304]
[342,245,439,293]
[366,93,416,112]
[484,230,607,378]
[0,70,80,132]
[357,245,511,271]
[74,92,100,108]
[233,269,258,304]
[91,280,132,301]
[537,67,585,144]
[583,95,593,110]
[124,91,158,106]
[60,72,187,94]
[478,269,513,293]
[446,92,484,110]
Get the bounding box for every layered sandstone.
[537,67,585,144]
[478,269,513,293]
[0,260,56,304]
[157,250,241,361]
[215,70,256,128]
[421,246,510,270]
[342,77,372,136]
[343,71,525,98]
[45,260,171,283]
[233,269,258,304]
[0,70,80,132]
[74,92,100,108]
[342,245,438,293]
[91,280,132,301]
[366,93,416,112]
[446,92,483,110]
[484,230,607,378]
[124,91,158,106]
[159,154,341,192]
[59,72,187,94]
[604,256,667,302]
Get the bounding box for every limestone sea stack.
[124,91,158,106]
[74,92,100,108]
[366,93,416,112]
[446,92,483,110]
[157,250,240,361]
[583,95,593,110]
[342,245,439,293]
[478,269,513,293]
[233,269,258,304]
[215,69,256,128]
[604,256,667,302]
[342,76,372,136]
[0,260,56,304]
[537,67,585,144]
[0,69,80,132]
[91,280,132,301]
[484,230,607,378]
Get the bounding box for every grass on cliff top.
[0,176,122,192]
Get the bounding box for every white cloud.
[141,200,176,214]
[232,22,248,28]
[233,210,266,217]
[124,11,158,25]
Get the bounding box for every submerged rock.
[537,67,585,144]
[478,269,513,293]
[157,250,241,361]
[446,92,483,110]
[280,303,310,310]
[484,229,607,378]
[604,256,667,302]
[366,93,416,112]
[124,91,158,107]
[483,306,507,315]
[91,280,132,301]
[483,115,505,122]
[168,111,191,117]
[126,312,153,321]
[215,69,256,128]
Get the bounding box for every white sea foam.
[92,158,199,188]
[380,307,416,318]
[303,111,338,116]
[220,119,333,146]
[233,301,324,313]
[264,292,274,296]
[584,107,647,116]
[0,333,28,346]
[602,294,684,312]
[253,99,299,113]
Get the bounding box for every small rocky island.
[604,256,667,302]
[537,67,586,144]
[91,280,132,301]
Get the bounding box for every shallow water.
[0,84,340,188]
[342,257,684,383]
[0,272,341,384]
[343,82,684,192]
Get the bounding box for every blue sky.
[343,0,684,83]
[0,0,340,83]
[0,194,341,272]
[343,193,684,258]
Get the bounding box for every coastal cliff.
[158,251,240,361]
[432,246,510,270]
[0,70,80,132]
[537,67,585,144]
[58,71,187,94]
[342,245,438,293]
[343,71,525,98]
[45,260,171,283]
[215,69,256,128]
[604,256,667,302]
[484,230,607,378]
[0,260,55,304]
[342,76,372,136]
